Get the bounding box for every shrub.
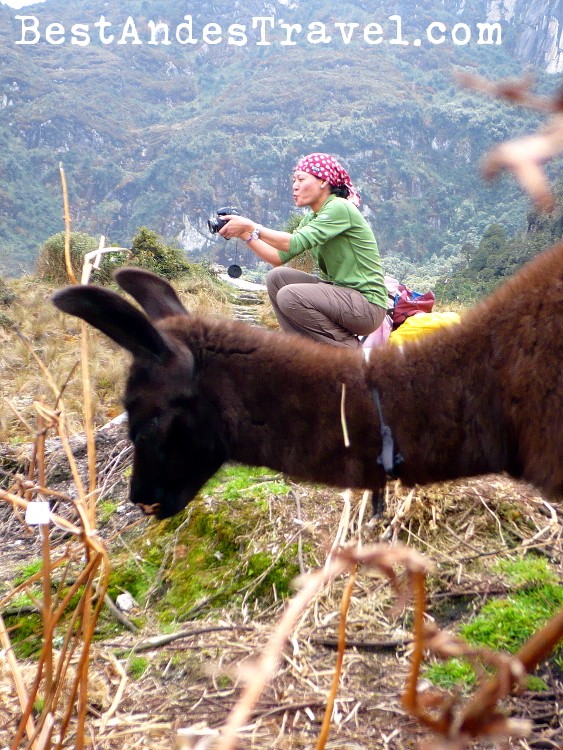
[36,228,191,285]
[127,227,191,279]
[36,232,100,285]
[0,275,15,306]
[35,232,128,285]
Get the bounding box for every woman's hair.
[330,184,350,199]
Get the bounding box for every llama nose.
[138,502,161,516]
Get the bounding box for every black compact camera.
[207,206,238,235]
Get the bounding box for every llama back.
[362,243,563,496]
[481,242,563,496]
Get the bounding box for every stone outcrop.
[485,0,563,72]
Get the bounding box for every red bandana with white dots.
[294,152,361,205]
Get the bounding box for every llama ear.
[114,267,189,322]
[51,285,174,363]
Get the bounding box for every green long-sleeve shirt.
[277,195,387,308]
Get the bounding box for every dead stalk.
[36,407,53,700]
[0,171,111,749]
[401,570,428,717]
[315,565,357,750]
[80,320,97,517]
[59,163,77,285]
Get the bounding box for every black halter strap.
[372,387,403,479]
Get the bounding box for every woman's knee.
[267,266,318,291]
[276,285,301,316]
[266,266,286,298]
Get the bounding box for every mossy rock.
[109,465,298,624]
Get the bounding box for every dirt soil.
[0,424,562,750]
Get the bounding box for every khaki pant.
[266,267,386,348]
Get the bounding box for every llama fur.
[51,242,563,518]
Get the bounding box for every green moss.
[526,676,549,692]
[107,556,159,603]
[461,584,563,654]
[426,660,550,693]
[6,560,97,657]
[98,498,119,524]
[216,675,233,689]
[245,550,300,599]
[494,555,557,587]
[202,464,290,501]
[121,465,298,623]
[3,612,44,658]
[425,555,562,693]
[127,656,149,680]
[158,501,249,620]
[13,559,42,587]
[425,658,476,690]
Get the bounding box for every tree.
[469,224,508,275]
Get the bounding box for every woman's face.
[292,170,330,211]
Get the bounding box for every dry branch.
[457,71,563,212]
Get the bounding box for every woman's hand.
[218,215,255,240]
[218,215,289,266]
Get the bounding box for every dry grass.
[158,478,561,750]
[85,479,563,748]
[0,264,561,749]
[0,270,233,442]
[2,462,559,750]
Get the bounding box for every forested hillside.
[0,0,560,277]
[435,177,563,301]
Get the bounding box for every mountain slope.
[0,0,557,275]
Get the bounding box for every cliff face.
[485,0,563,72]
[395,0,563,71]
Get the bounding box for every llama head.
[52,268,228,519]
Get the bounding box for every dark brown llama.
[52,242,563,519]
